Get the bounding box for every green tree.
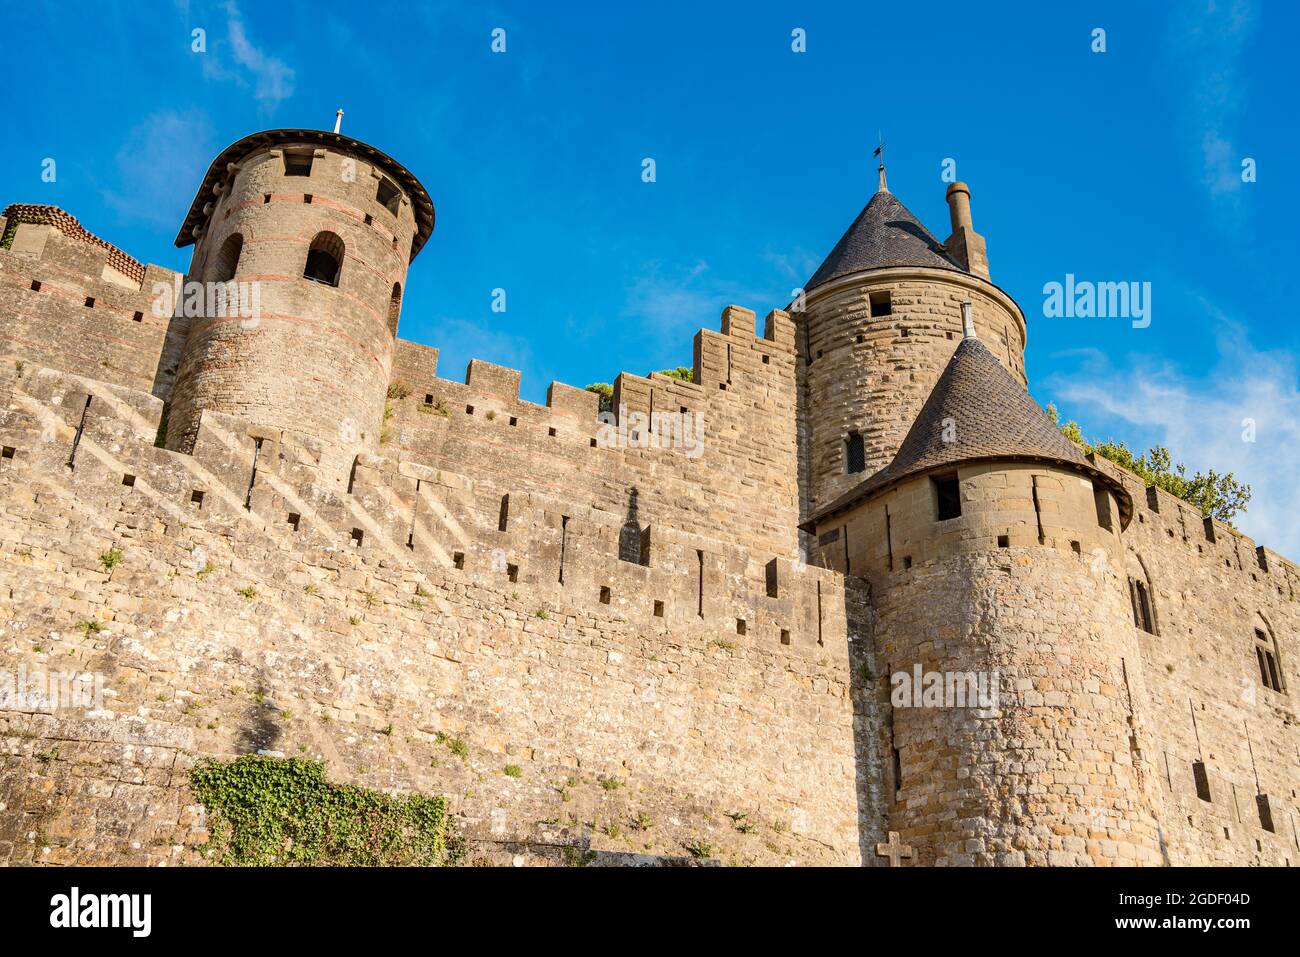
[654,366,694,383]
[1045,404,1250,524]
[584,382,613,414]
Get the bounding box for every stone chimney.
[943,181,989,280]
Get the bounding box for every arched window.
[388,282,402,336]
[304,231,344,286]
[1254,619,1285,693]
[208,233,243,283]
[844,431,866,474]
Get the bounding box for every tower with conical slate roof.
[802,283,1165,864]
[797,164,1027,522]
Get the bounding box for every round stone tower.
[167,128,435,476]
[798,165,1026,518]
[805,330,1164,866]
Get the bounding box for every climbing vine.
[189,755,459,866]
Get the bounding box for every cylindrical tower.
[167,128,434,476]
[799,174,1024,517]
[806,333,1164,865]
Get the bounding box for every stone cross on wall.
[875,830,913,867]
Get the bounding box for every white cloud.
[189,1,294,111]
[1049,315,1300,558]
[223,1,294,109]
[1163,0,1259,211]
[102,110,216,230]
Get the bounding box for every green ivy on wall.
[189,755,459,866]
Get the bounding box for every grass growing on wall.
[189,755,458,866]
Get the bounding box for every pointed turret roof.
[805,189,961,291]
[805,335,1132,528]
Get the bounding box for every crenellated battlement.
[0,358,845,655]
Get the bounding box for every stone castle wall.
[0,360,876,866]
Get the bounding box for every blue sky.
[2,0,1298,551]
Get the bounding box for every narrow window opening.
[507,563,519,582]
[869,290,892,317]
[283,152,313,177]
[376,177,401,215]
[1257,794,1275,833]
[466,405,474,415]
[387,282,402,336]
[424,394,434,405]
[1192,761,1212,802]
[736,618,747,636]
[287,512,301,531]
[765,558,779,598]
[653,600,664,618]
[762,354,770,364]
[509,416,518,427]
[892,748,903,796]
[933,474,961,520]
[350,528,364,547]
[453,551,465,570]
[780,629,791,646]
[498,495,510,532]
[599,586,611,605]
[696,549,705,619]
[845,431,866,474]
[1094,485,1114,532]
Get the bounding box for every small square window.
[869,290,892,317]
[84,297,95,308]
[263,194,272,204]
[424,394,434,405]
[364,213,373,226]
[548,427,557,437]
[287,512,301,531]
[284,153,313,177]
[780,629,791,645]
[465,405,474,415]
[653,600,664,617]
[30,280,41,292]
[736,618,747,636]
[132,311,143,322]
[589,438,597,447]
[762,354,770,364]
[122,474,135,487]
[507,564,519,582]
[190,490,205,508]
[997,535,1010,548]
[376,177,401,215]
[1,446,13,459]
[304,194,313,204]
[599,586,611,604]
[350,528,364,547]
[453,551,465,570]
[509,416,518,426]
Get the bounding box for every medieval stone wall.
[0,360,875,866]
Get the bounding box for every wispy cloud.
[102,110,216,230]
[1048,303,1300,556]
[1162,0,1259,219]
[188,0,294,112]
[622,260,769,350]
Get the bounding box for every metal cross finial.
[873,131,888,193]
[875,830,913,867]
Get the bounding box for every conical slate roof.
[805,189,961,291]
[807,336,1132,527]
